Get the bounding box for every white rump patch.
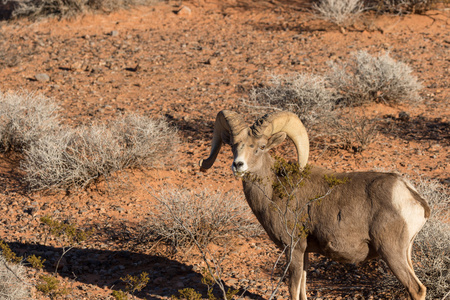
[391,180,427,242]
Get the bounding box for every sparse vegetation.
[247,73,336,128]
[0,91,60,153]
[146,187,245,300]
[36,274,68,299]
[20,113,178,190]
[0,240,22,264]
[247,51,421,151]
[0,254,30,300]
[330,108,380,152]
[327,50,422,106]
[142,188,262,249]
[409,178,449,299]
[172,288,203,300]
[112,272,150,300]
[26,254,46,270]
[313,0,365,27]
[1,91,178,191]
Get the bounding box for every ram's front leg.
[287,250,308,300]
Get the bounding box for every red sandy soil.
[0,0,448,299]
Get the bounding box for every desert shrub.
[21,114,179,190]
[142,188,263,249]
[247,74,336,129]
[11,0,160,19]
[0,91,60,153]
[380,178,450,299]
[365,0,441,14]
[329,108,380,152]
[313,0,365,27]
[412,178,450,299]
[36,275,68,299]
[0,254,30,300]
[327,51,422,106]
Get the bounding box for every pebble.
[34,73,50,82]
[175,6,192,17]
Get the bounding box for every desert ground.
[0,0,449,299]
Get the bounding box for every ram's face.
[231,131,286,177]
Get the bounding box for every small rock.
[110,30,119,37]
[174,5,191,16]
[206,57,218,65]
[34,73,50,82]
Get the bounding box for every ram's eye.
[260,145,266,150]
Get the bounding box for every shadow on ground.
[8,241,265,299]
[380,115,450,145]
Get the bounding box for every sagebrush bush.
[0,91,60,153]
[0,255,30,300]
[328,51,422,106]
[142,188,263,249]
[247,74,336,128]
[12,0,159,19]
[22,114,179,190]
[412,178,450,299]
[380,178,450,299]
[313,0,364,27]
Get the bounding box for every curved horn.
[199,110,247,171]
[251,111,309,169]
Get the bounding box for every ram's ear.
[267,132,286,150]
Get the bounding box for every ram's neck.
[241,154,275,210]
[241,155,288,245]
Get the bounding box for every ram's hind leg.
[287,251,308,300]
[379,239,426,300]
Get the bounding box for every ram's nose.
[233,161,244,169]
[232,160,247,176]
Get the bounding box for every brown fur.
[201,111,430,300]
[241,155,429,300]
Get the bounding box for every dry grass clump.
[380,178,450,299]
[247,74,336,128]
[411,178,450,299]
[22,114,179,190]
[141,188,263,249]
[0,255,30,300]
[327,50,422,106]
[10,0,159,19]
[0,91,60,153]
[312,0,365,27]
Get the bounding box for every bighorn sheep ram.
[199,110,430,300]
